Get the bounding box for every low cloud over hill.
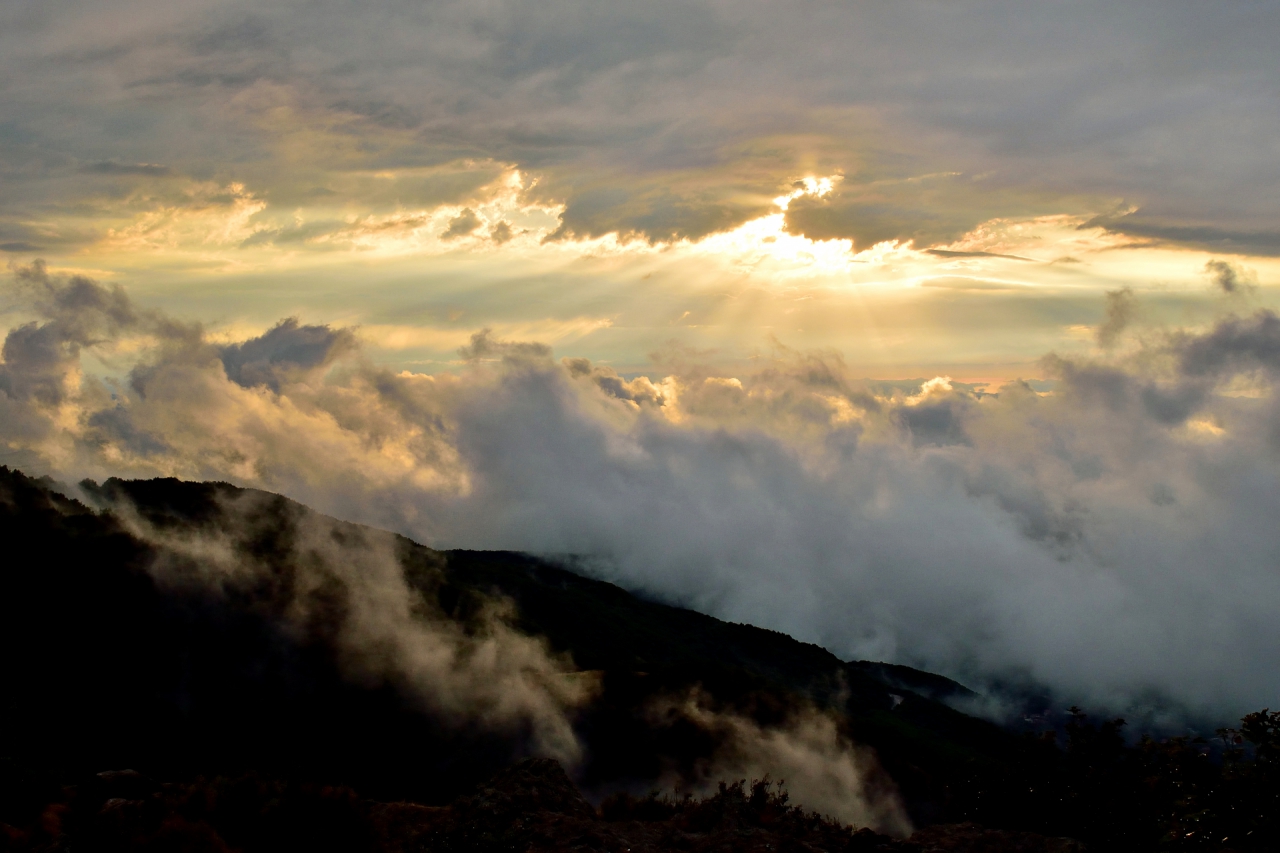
[4,263,1280,723]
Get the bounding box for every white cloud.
[5,265,1280,729]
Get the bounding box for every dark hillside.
[78,472,1031,818]
[0,469,522,803]
[430,549,1021,812]
[3,467,1279,851]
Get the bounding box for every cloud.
[458,328,553,363]
[545,176,777,244]
[1088,215,1280,258]
[3,0,1278,251]
[1096,287,1135,348]
[783,173,1065,252]
[1175,310,1280,378]
[80,161,174,177]
[441,208,483,240]
[647,690,912,835]
[0,260,154,408]
[490,221,514,243]
[6,267,1280,730]
[219,317,357,392]
[925,249,1033,261]
[1205,259,1258,295]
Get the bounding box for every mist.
[646,689,913,835]
[89,479,595,766]
[3,261,1280,725]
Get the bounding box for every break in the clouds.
[4,264,1280,729]
[2,0,1278,253]
[2,1,1278,383]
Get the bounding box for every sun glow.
[74,169,877,277]
[59,160,1280,303]
[690,175,861,277]
[25,155,1280,388]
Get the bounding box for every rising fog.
[93,481,595,766]
[3,260,1280,725]
[648,689,913,835]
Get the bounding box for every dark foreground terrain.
[2,466,1278,851]
[1,757,1083,853]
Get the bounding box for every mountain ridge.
[5,466,1279,851]
[0,466,1020,817]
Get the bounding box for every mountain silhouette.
[2,466,1277,851]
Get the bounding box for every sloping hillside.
[4,467,1277,851]
[0,467,1014,818]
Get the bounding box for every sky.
[4,0,1278,378]
[3,0,1280,726]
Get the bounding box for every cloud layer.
[4,263,1280,727]
[2,0,1278,253]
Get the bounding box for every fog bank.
[4,261,1280,724]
